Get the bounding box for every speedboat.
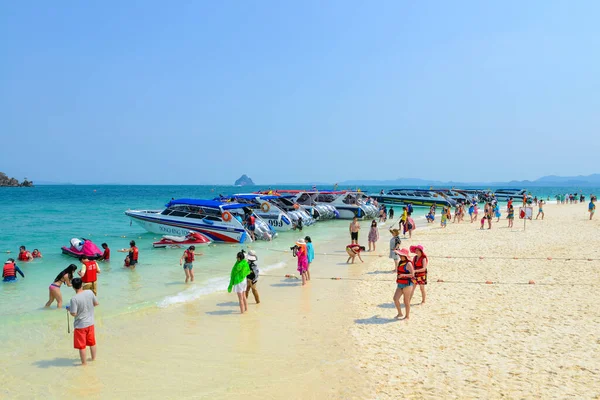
[152,231,211,248]
[315,192,375,219]
[217,194,296,231]
[62,238,103,259]
[374,189,456,208]
[262,190,338,220]
[259,195,316,226]
[433,189,470,204]
[493,188,527,201]
[125,199,276,243]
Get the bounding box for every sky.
[1,1,599,185]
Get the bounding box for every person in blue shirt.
[3,258,25,282]
[304,236,315,281]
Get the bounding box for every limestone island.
[234,174,254,186]
[0,172,33,187]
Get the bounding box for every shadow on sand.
[216,302,239,307]
[367,270,393,275]
[33,357,77,368]
[270,282,301,287]
[354,315,399,325]
[205,310,236,316]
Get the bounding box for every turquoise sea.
[0,184,596,342]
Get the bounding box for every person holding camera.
[245,250,260,303]
[294,239,309,285]
[67,277,99,365]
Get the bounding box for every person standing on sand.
[368,220,380,252]
[296,239,309,285]
[305,236,314,280]
[245,250,260,304]
[389,229,401,270]
[67,277,99,365]
[45,264,77,308]
[494,202,501,222]
[180,245,202,283]
[388,207,394,220]
[410,245,428,304]
[393,249,414,320]
[507,205,515,228]
[468,203,475,223]
[536,200,545,220]
[589,196,596,220]
[349,217,360,244]
[228,251,251,314]
[440,207,448,228]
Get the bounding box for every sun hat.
[409,245,424,253]
[394,248,410,258]
[296,238,306,246]
[247,249,257,261]
[390,229,400,235]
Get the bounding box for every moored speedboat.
[374,189,456,208]
[493,188,527,201]
[217,194,296,231]
[315,192,374,219]
[125,199,275,243]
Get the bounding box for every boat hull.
[126,211,248,243]
[373,195,454,208]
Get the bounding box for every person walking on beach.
[346,244,365,264]
[400,207,408,231]
[349,217,360,244]
[494,202,501,222]
[180,245,202,283]
[485,203,493,229]
[3,258,24,282]
[78,255,100,296]
[468,203,475,223]
[45,264,77,308]
[67,277,99,365]
[228,251,251,314]
[295,239,309,285]
[410,245,428,304]
[406,217,415,239]
[245,250,260,304]
[389,229,401,270]
[589,197,596,220]
[440,207,448,228]
[388,207,394,220]
[99,243,110,261]
[118,240,139,268]
[368,220,380,252]
[305,236,314,281]
[393,249,414,320]
[536,200,545,220]
[17,246,33,262]
[507,205,515,228]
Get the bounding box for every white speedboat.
[125,199,276,243]
[374,189,456,208]
[219,194,296,231]
[493,188,527,201]
[315,192,374,219]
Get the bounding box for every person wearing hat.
[245,250,260,303]
[393,248,415,320]
[389,229,401,270]
[180,245,202,283]
[295,239,309,285]
[409,245,428,304]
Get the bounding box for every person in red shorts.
[67,277,99,365]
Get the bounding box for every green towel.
[228,259,251,292]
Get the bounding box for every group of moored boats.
[125,191,380,244]
[125,188,527,244]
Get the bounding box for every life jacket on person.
[396,260,412,285]
[81,260,98,283]
[18,251,30,261]
[249,215,256,225]
[131,246,139,261]
[3,262,16,278]
[184,250,194,263]
[413,255,428,277]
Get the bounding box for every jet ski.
[153,231,211,248]
[61,238,103,259]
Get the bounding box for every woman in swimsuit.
[393,248,415,320]
[45,264,78,309]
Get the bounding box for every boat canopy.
[230,194,281,201]
[165,198,247,210]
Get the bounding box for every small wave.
[157,261,287,308]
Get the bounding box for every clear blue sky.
[1,1,599,184]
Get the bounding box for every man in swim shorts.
[349,217,360,244]
[68,277,99,365]
[180,245,202,283]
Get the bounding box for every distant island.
[234,174,254,186]
[0,172,33,187]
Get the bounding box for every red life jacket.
[413,255,427,277]
[3,262,15,278]
[132,247,139,261]
[184,250,194,263]
[249,216,256,225]
[396,260,412,285]
[82,260,98,283]
[18,251,30,261]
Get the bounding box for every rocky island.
[234,174,254,186]
[0,172,33,187]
